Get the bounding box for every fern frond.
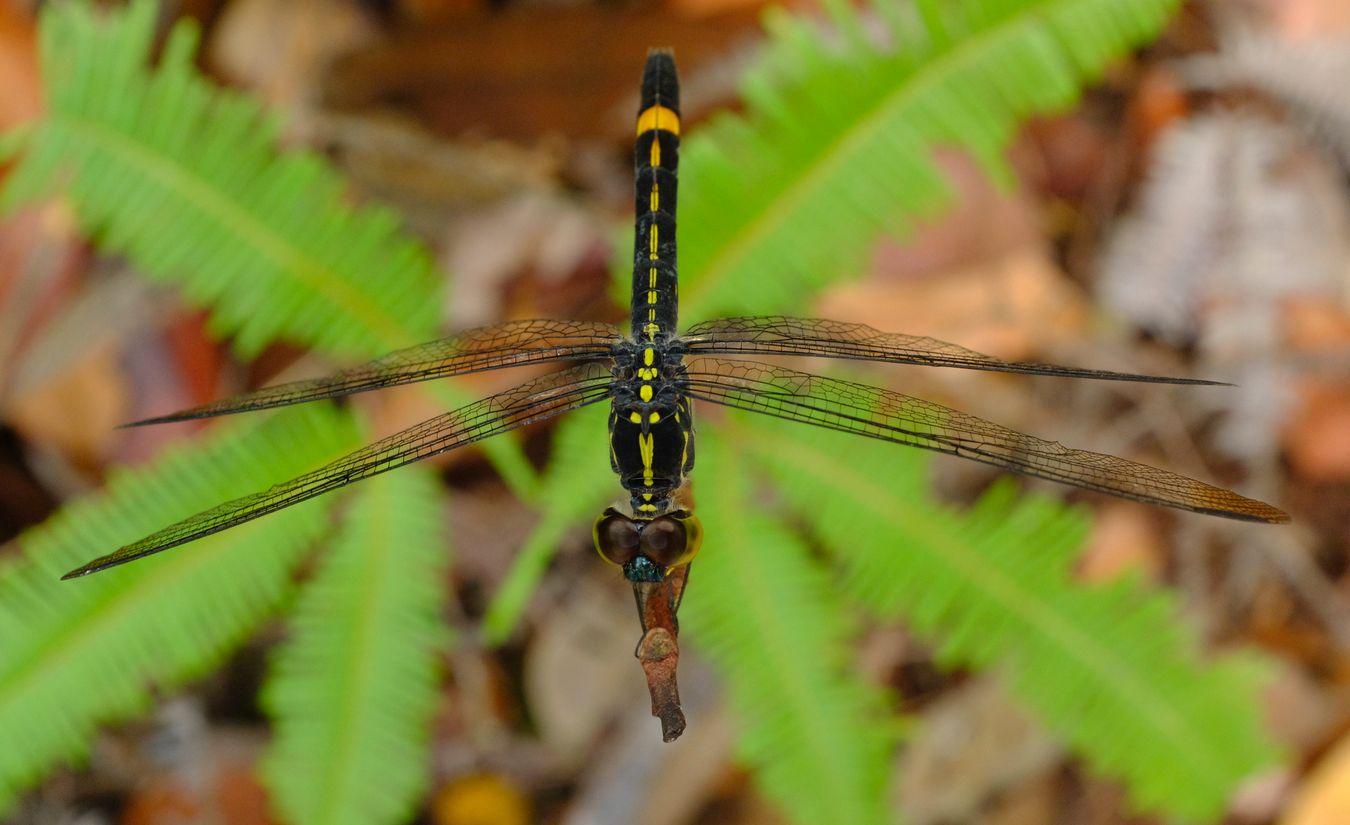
[261,468,449,825]
[1,0,537,496]
[680,427,895,825]
[673,0,1183,320]
[0,405,363,814]
[745,417,1279,819]
[2,0,438,359]
[481,403,614,644]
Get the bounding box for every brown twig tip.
[637,627,685,742]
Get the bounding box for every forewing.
[683,316,1224,386]
[681,357,1287,523]
[131,319,621,426]
[65,363,615,578]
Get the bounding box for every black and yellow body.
[603,50,700,586]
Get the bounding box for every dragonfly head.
[593,507,702,582]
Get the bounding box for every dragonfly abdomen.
[632,50,681,342]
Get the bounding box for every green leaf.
[681,426,895,825]
[3,0,438,359]
[671,0,1184,320]
[745,418,1280,819]
[261,467,450,825]
[0,405,363,814]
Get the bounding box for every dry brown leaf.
[1282,730,1350,825]
[1285,380,1350,482]
[818,248,1091,362]
[209,0,375,110]
[324,7,760,140]
[894,678,1062,825]
[1127,66,1190,151]
[524,576,649,757]
[0,2,39,132]
[400,0,481,24]
[8,345,128,467]
[1283,299,1350,354]
[1076,502,1166,584]
[669,0,778,22]
[1263,0,1350,39]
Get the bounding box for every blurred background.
[0,0,1348,823]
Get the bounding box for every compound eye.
[593,509,641,566]
[640,512,702,569]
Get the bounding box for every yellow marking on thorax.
[643,348,654,366]
[639,385,654,402]
[629,411,642,424]
[638,432,655,486]
[636,105,681,137]
[649,411,661,424]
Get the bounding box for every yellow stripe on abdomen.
[636,105,681,137]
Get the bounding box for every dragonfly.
[64,51,1288,742]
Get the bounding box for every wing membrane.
[682,357,1287,523]
[130,319,621,426]
[683,316,1224,386]
[66,363,615,578]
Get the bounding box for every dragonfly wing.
[683,316,1224,386]
[130,319,622,426]
[66,363,615,579]
[681,357,1287,523]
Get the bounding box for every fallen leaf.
[1285,380,1350,482]
[433,773,531,825]
[819,248,1091,362]
[1282,730,1350,825]
[0,3,40,132]
[525,575,649,757]
[8,345,128,468]
[1077,503,1165,584]
[894,678,1062,825]
[209,0,375,110]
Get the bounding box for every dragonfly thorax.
[608,340,694,516]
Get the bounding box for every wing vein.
[680,357,1286,523]
[129,319,621,426]
[683,316,1226,386]
[65,364,615,578]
